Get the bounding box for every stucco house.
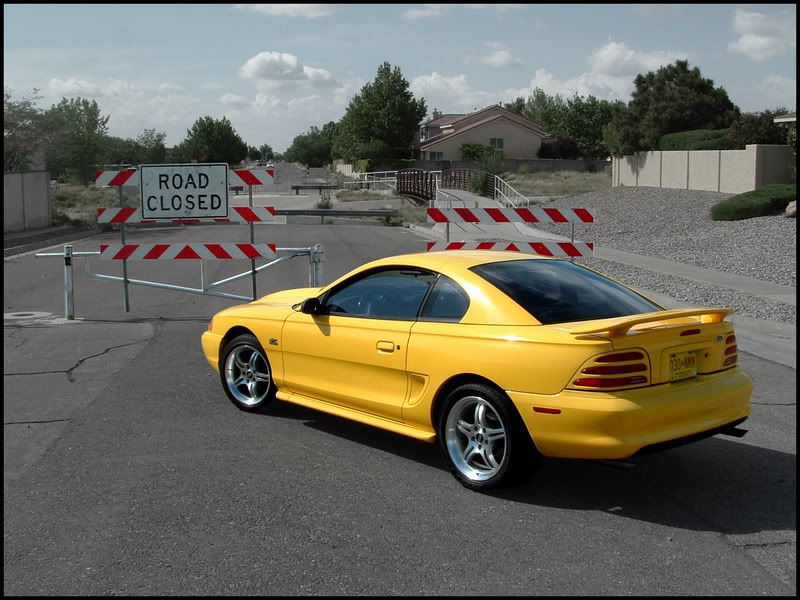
[415,104,550,160]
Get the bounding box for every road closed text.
[140,164,229,220]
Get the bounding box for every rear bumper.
[507,368,752,459]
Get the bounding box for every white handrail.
[493,174,529,208]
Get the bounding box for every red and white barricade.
[427,207,594,224]
[97,206,276,224]
[94,168,275,188]
[426,241,594,257]
[99,243,278,261]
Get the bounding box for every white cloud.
[236,4,342,18]
[480,43,522,68]
[469,4,523,13]
[760,74,796,109]
[504,40,688,102]
[728,8,796,62]
[403,4,443,20]
[220,93,251,108]
[588,40,684,78]
[411,72,494,114]
[239,51,335,89]
[49,77,100,97]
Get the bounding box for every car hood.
[251,287,322,307]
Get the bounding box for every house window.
[429,151,444,160]
[490,138,504,150]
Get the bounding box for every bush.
[468,173,486,194]
[538,137,580,159]
[460,143,495,160]
[710,184,796,220]
[659,129,736,150]
[730,110,788,148]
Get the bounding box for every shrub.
[460,143,494,160]
[538,137,579,159]
[730,110,788,148]
[468,173,486,194]
[659,129,736,150]
[710,184,796,220]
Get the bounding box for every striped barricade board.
[426,241,594,257]
[427,207,595,224]
[99,243,278,260]
[97,206,276,224]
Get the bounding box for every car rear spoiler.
[569,308,734,337]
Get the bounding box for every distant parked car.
[200,251,753,491]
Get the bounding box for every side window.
[420,276,470,322]
[323,269,436,320]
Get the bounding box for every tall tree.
[284,121,337,167]
[332,62,427,162]
[178,116,248,164]
[258,143,274,160]
[45,97,110,183]
[4,87,48,172]
[603,59,740,156]
[729,108,789,148]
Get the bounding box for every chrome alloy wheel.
[444,395,508,481]
[224,344,272,407]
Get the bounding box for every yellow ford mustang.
[202,251,752,491]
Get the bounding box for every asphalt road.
[3,217,796,595]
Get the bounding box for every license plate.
[669,351,697,381]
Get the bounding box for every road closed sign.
[140,164,229,220]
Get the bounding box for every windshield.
[471,259,661,325]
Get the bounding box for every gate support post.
[309,244,325,287]
[64,244,75,320]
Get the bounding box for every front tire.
[438,383,539,491]
[219,334,276,412]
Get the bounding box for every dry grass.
[503,170,611,197]
[335,189,396,202]
[51,184,139,226]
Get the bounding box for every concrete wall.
[4,171,51,233]
[612,145,793,193]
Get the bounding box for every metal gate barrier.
[35,243,325,320]
[35,165,325,320]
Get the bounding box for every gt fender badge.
[269,338,279,346]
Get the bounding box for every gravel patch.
[516,187,796,324]
[531,187,796,287]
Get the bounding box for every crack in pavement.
[4,418,70,425]
[4,339,148,382]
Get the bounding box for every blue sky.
[4,3,796,152]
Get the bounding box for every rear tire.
[219,334,276,412]
[438,382,540,491]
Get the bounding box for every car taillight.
[723,334,737,367]
[570,350,651,391]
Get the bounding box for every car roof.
[322,250,554,326]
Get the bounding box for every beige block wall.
[612,145,793,194]
[687,150,720,191]
[424,120,543,160]
[719,148,755,193]
[4,171,51,233]
[636,151,662,187]
[661,152,689,189]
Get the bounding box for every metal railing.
[493,174,530,208]
[36,244,326,320]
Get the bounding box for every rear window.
[470,259,661,325]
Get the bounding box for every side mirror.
[299,297,324,315]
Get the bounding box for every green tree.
[332,61,427,162]
[556,95,625,159]
[45,97,110,183]
[258,143,274,160]
[247,145,260,161]
[503,97,527,116]
[178,116,248,164]
[4,87,49,172]
[729,108,789,148]
[603,59,740,156]
[135,128,167,164]
[284,121,337,167]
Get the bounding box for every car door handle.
[376,341,396,353]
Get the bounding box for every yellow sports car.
[202,251,752,491]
